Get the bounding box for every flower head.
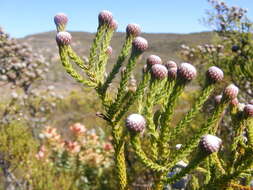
[126,23,141,37]
[165,60,177,69]
[125,114,146,133]
[98,10,113,25]
[151,64,168,80]
[132,37,148,53]
[199,134,222,154]
[223,84,239,100]
[65,141,81,153]
[244,104,253,117]
[70,123,86,135]
[177,62,197,81]
[206,66,224,83]
[168,67,177,79]
[54,13,68,29]
[146,55,162,66]
[56,32,72,45]
[103,143,113,151]
[109,19,118,30]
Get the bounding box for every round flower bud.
[125,114,146,133]
[224,84,239,100]
[214,95,222,104]
[109,19,118,30]
[147,55,162,66]
[165,60,177,69]
[244,104,253,117]
[151,64,168,80]
[206,66,224,82]
[56,32,72,45]
[168,67,177,79]
[98,10,113,25]
[106,46,113,56]
[126,23,141,37]
[199,135,222,154]
[250,100,253,105]
[54,13,68,27]
[132,37,148,53]
[177,63,197,81]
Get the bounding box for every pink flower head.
[109,19,118,30]
[103,143,113,151]
[146,55,162,66]
[223,84,239,100]
[56,32,72,45]
[206,66,224,83]
[244,104,253,117]
[151,64,168,80]
[126,23,141,37]
[178,62,197,81]
[167,67,177,79]
[98,10,113,25]
[43,126,60,140]
[132,37,148,53]
[70,123,86,135]
[54,13,68,27]
[125,113,146,133]
[165,60,177,69]
[65,141,81,153]
[199,134,222,154]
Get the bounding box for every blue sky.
[1,0,253,38]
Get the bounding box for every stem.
[170,84,215,142]
[58,46,96,87]
[164,150,207,184]
[88,24,107,69]
[167,98,229,169]
[158,80,186,161]
[100,35,134,97]
[113,71,151,125]
[112,125,128,190]
[107,51,141,120]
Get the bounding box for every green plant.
[55,9,253,190]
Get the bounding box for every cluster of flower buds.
[0,27,49,92]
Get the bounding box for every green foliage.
[55,6,253,190]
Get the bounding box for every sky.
[0,0,253,38]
